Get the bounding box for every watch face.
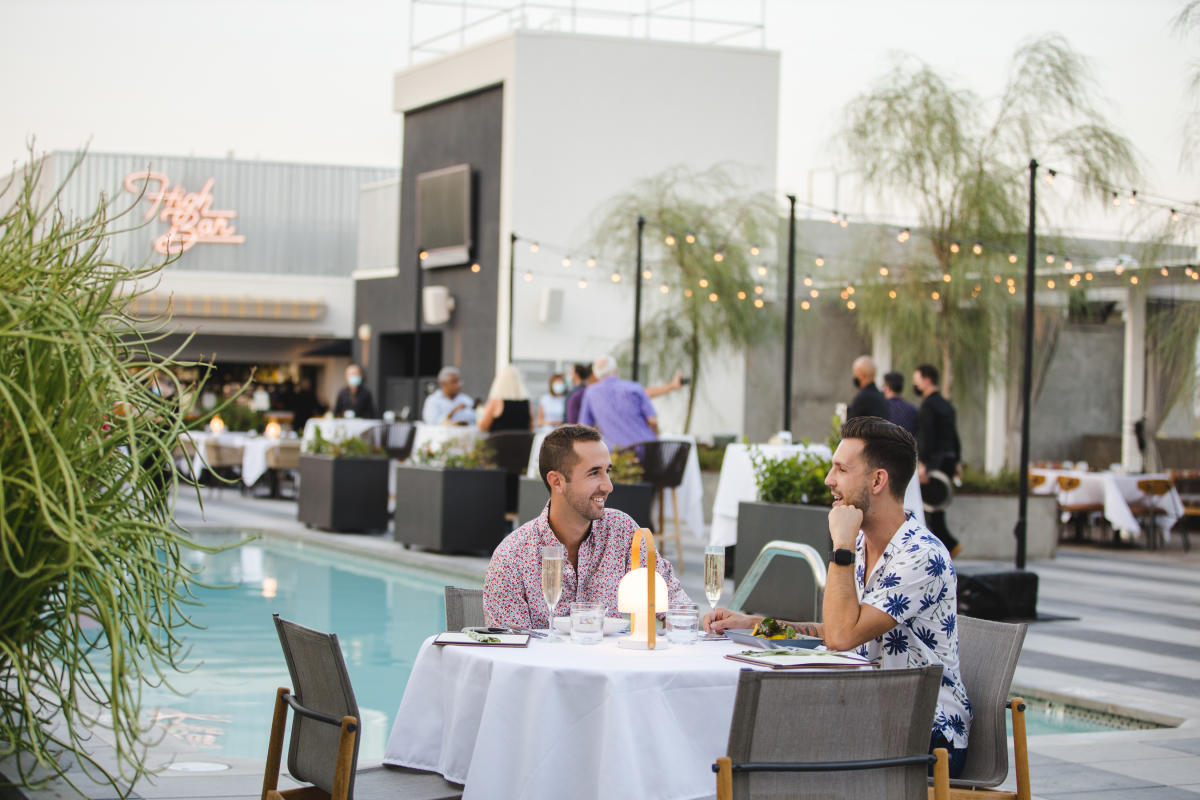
[833,549,854,566]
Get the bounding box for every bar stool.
[623,440,691,573]
[1130,479,1172,550]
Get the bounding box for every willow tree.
[1174,1,1200,167]
[590,165,781,432]
[0,154,218,794]
[837,35,1139,400]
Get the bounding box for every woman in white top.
[537,373,567,428]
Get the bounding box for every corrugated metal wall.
[46,151,396,277]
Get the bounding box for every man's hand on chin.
[827,504,863,551]
[703,607,761,634]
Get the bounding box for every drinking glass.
[541,544,564,633]
[569,602,604,645]
[666,602,700,645]
[703,545,725,611]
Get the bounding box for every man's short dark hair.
[840,416,916,501]
[539,424,603,490]
[883,371,904,394]
[572,362,592,381]
[915,363,939,386]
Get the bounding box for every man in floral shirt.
[484,425,689,629]
[704,416,971,777]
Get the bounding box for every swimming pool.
[138,530,480,762]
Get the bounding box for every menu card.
[434,631,531,647]
[724,649,878,669]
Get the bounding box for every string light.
[840,289,849,300]
[810,288,820,298]
[757,265,768,276]
[950,242,961,254]
[754,298,765,308]
[470,263,481,273]
[1112,192,1120,207]
[846,285,856,295]
[888,290,897,299]
[1008,252,1018,264]
[800,300,811,310]
[523,271,533,282]
[1115,264,1125,275]
[660,283,670,294]
[1161,267,1169,277]
[713,251,725,263]
[419,250,428,260]
[562,255,572,267]
[879,265,889,276]
[684,289,693,297]
[1045,169,1057,185]
[737,290,747,300]
[586,256,597,268]
[530,242,540,253]
[1008,285,1016,294]
[972,242,983,255]
[754,285,764,295]
[610,271,621,283]
[1063,257,1073,271]
[803,275,814,287]
[699,278,710,288]
[578,278,588,289]
[1045,253,1055,265]
[643,269,652,280]
[829,211,840,224]
[1171,209,1180,222]
[931,290,941,300]
[814,256,825,267]
[1129,190,1138,206]
[942,273,952,283]
[1046,279,1056,289]
[1085,272,1094,281]
[749,245,760,256]
[846,300,856,309]
[664,234,676,247]
[897,228,911,243]
[994,275,1003,284]
[1130,275,1139,285]
[685,233,696,244]
[708,292,719,302]
[840,216,848,228]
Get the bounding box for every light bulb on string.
[659,283,670,294]
[931,290,941,300]
[810,288,820,298]
[942,273,952,283]
[699,278,710,288]
[1085,272,1094,281]
[685,232,696,244]
[586,256,597,268]
[713,251,725,263]
[562,255,572,267]
[829,211,839,224]
[1046,279,1056,289]
[846,300,856,310]
[847,285,856,295]
[1129,190,1138,206]
[803,275,814,287]
[1111,192,1120,207]
[950,242,961,254]
[1008,285,1016,295]
[749,245,760,256]
[1045,169,1057,185]
[1115,264,1125,275]
[530,242,540,253]
[1161,267,1169,277]
[737,290,747,300]
[1045,253,1055,265]
[897,228,910,243]
[643,269,652,280]
[419,250,428,260]
[840,289,849,300]
[840,216,848,228]
[754,298,765,308]
[801,300,811,310]
[1171,209,1180,222]
[879,265,889,276]
[1130,275,1139,285]
[888,290,897,299]
[1064,257,1073,271]
[578,278,588,289]
[684,289,693,297]
[757,265,768,276]
[708,292,719,302]
[610,271,621,283]
[523,271,533,282]
[814,256,825,268]
[972,242,983,255]
[994,275,1003,284]
[1008,252,1018,264]
[470,263,481,273]
[664,234,676,247]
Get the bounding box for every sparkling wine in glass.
[704,545,725,610]
[541,544,564,630]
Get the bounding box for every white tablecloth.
[384,635,750,800]
[302,418,481,461]
[524,432,707,539]
[180,431,296,486]
[1030,468,1184,539]
[708,443,925,547]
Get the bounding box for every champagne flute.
[703,545,725,634]
[541,544,564,635]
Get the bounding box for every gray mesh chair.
[263,615,463,800]
[943,615,1031,800]
[443,586,485,631]
[715,666,950,800]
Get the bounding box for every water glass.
[667,602,700,645]
[569,602,604,645]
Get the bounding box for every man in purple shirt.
[564,362,593,425]
[579,355,658,449]
[883,371,919,435]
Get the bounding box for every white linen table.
[524,431,707,538]
[301,417,382,446]
[709,443,926,547]
[384,635,751,800]
[1030,468,1184,540]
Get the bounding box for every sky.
[2,0,1196,239]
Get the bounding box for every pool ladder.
[728,541,827,619]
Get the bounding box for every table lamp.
[209,415,225,434]
[617,528,668,650]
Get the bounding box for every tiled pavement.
[4,488,1200,798]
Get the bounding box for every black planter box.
[394,464,508,554]
[298,454,389,533]
[735,500,832,622]
[516,475,654,529]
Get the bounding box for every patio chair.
[486,430,535,515]
[714,666,950,799]
[204,438,245,495]
[443,586,484,631]
[1171,474,1199,552]
[939,615,1030,800]
[363,422,417,461]
[622,439,691,573]
[264,439,302,499]
[1027,472,1045,491]
[1129,478,1172,550]
[263,614,464,800]
[1055,475,1103,543]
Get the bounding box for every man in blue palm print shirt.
[705,416,971,776]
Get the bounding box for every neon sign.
[124,171,246,255]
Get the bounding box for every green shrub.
[609,447,645,484]
[749,444,833,507]
[696,443,726,472]
[304,425,384,458]
[958,463,1020,494]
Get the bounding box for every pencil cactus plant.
[0,154,217,794]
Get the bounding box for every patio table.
[1029,467,1185,541]
[383,634,751,800]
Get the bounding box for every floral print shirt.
[854,514,971,749]
[483,502,690,629]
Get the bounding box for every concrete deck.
[4,487,1200,798]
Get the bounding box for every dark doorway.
[378,331,443,418]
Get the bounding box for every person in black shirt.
[846,355,889,420]
[333,363,376,419]
[883,370,919,434]
[913,363,962,557]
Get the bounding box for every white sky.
[2,0,1196,237]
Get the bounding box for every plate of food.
[725,618,822,650]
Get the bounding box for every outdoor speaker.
[422,285,455,325]
[538,287,563,324]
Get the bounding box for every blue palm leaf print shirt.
[855,513,971,749]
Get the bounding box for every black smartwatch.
[831,548,854,567]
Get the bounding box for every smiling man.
[483,424,689,629]
[703,416,971,777]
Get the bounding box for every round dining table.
[383,634,752,800]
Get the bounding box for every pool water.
[134,531,479,762]
[1013,698,1159,737]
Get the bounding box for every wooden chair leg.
[670,486,683,574]
[930,747,949,800]
[330,715,359,800]
[261,687,290,800]
[656,486,665,556]
[1011,697,1031,800]
[715,756,732,800]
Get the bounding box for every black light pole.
[508,232,518,363]
[413,248,424,417]
[783,194,798,434]
[1013,159,1037,571]
[632,215,645,383]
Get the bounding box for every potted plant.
[735,443,835,622]
[515,446,655,528]
[298,426,390,532]
[947,465,1057,559]
[393,438,509,553]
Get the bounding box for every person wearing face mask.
[333,363,376,419]
[537,372,568,428]
[912,363,962,558]
[846,355,889,421]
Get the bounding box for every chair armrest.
[712,754,936,773]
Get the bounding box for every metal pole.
[413,248,424,417]
[632,215,645,383]
[508,232,517,363]
[783,195,797,434]
[1014,160,1037,571]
